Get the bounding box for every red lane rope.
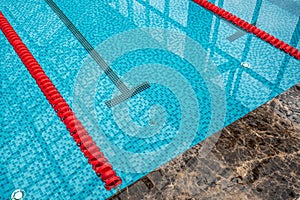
[193,0,300,60]
[0,12,122,190]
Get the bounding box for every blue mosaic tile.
[212,0,300,48]
[1,0,299,199]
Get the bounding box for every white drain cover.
[11,189,25,200]
[241,62,251,68]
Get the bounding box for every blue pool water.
[1,0,299,199]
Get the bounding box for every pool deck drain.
[109,83,300,200]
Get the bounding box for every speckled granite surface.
[109,83,300,200]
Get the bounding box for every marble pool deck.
[109,83,300,200]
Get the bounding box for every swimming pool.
[1,0,299,199]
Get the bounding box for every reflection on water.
[105,0,300,112]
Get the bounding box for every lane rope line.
[193,0,300,60]
[0,12,122,190]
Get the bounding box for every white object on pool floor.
[11,189,26,200]
[241,62,251,68]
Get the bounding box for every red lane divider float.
[0,12,122,190]
[193,0,300,60]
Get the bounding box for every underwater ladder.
[193,0,300,60]
[0,12,122,190]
